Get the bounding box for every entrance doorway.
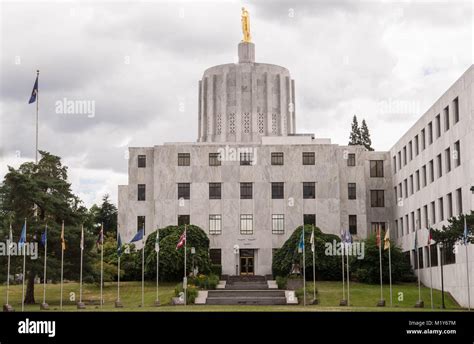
[240,249,255,275]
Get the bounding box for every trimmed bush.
[276,276,287,289]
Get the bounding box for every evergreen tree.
[91,194,118,238]
[360,119,374,151]
[348,115,362,146]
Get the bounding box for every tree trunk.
[24,270,36,304]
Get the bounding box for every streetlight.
[233,245,240,276]
[438,242,446,309]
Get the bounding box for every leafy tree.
[272,225,341,280]
[360,119,374,151]
[0,151,98,304]
[431,213,473,256]
[348,115,362,146]
[90,194,117,238]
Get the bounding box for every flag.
[414,230,418,250]
[28,75,38,104]
[176,230,186,250]
[96,225,104,248]
[298,229,305,253]
[61,222,66,251]
[344,230,352,245]
[464,216,469,245]
[117,232,122,257]
[427,227,432,246]
[310,228,315,253]
[376,227,381,248]
[384,228,390,250]
[80,226,84,250]
[130,228,144,243]
[155,232,160,253]
[18,222,26,249]
[8,225,13,251]
[41,229,47,247]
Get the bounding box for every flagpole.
[78,224,84,309]
[41,224,48,309]
[141,224,145,308]
[387,224,393,307]
[35,70,39,164]
[428,224,434,309]
[5,223,12,310]
[184,224,187,307]
[346,240,350,306]
[312,226,316,303]
[21,218,26,312]
[116,229,122,308]
[378,225,384,305]
[155,228,160,306]
[415,227,423,308]
[340,232,346,306]
[100,223,104,309]
[302,226,306,306]
[465,217,471,311]
[60,221,64,310]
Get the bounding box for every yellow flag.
[383,229,390,250]
[61,221,66,251]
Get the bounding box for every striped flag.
[384,228,390,250]
[61,222,66,251]
[176,230,186,250]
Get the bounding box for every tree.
[360,119,374,151]
[431,213,473,252]
[0,151,98,304]
[348,115,362,146]
[91,194,117,238]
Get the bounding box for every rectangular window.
[348,183,356,200]
[393,156,397,173]
[209,214,222,235]
[398,182,402,199]
[240,152,253,166]
[240,182,253,199]
[414,135,419,156]
[209,153,221,166]
[271,152,284,165]
[444,106,450,131]
[405,215,409,235]
[429,160,434,183]
[272,214,285,234]
[422,165,427,187]
[178,153,190,166]
[453,97,459,123]
[303,182,316,199]
[271,182,284,199]
[303,214,316,226]
[456,188,463,215]
[415,170,420,191]
[137,216,145,234]
[454,140,461,167]
[443,243,456,265]
[209,249,221,265]
[178,215,190,226]
[404,179,408,198]
[399,218,404,236]
[418,247,424,269]
[348,153,356,167]
[209,183,222,199]
[178,183,190,200]
[408,141,413,161]
[437,154,442,178]
[302,152,315,165]
[417,208,421,229]
[370,190,385,207]
[403,146,407,166]
[410,175,414,195]
[445,148,451,173]
[431,201,436,225]
[421,128,426,150]
[240,214,253,235]
[424,205,429,228]
[397,151,401,170]
[349,215,357,235]
[370,222,386,235]
[410,212,415,233]
[439,197,444,221]
[435,114,441,138]
[447,193,453,219]
[429,245,438,267]
[370,160,384,177]
[138,184,146,201]
[137,155,146,168]
[428,122,433,145]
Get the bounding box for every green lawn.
[0,281,463,312]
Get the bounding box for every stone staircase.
[205,276,288,305]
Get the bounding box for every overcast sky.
[0,0,472,208]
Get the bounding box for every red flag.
[176,231,186,250]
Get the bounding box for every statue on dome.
[241,7,251,43]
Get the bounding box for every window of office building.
[209,153,221,166]
[303,214,316,226]
[437,154,442,178]
[271,152,284,165]
[348,153,356,167]
[431,201,436,225]
[456,188,463,215]
[429,160,434,183]
[447,193,453,219]
[271,182,284,199]
[209,215,222,235]
[138,184,146,201]
[436,114,441,138]
[370,160,384,177]
[414,135,419,156]
[137,155,146,168]
[348,183,356,200]
[422,165,427,187]
[421,128,426,149]
[272,214,285,234]
[408,141,413,161]
[209,183,221,199]
[178,183,190,200]
[303,182,316,199]
[403,146,407,166]
[416,170,420,191]
[439,197,444,221]
[424,205,429,228]
[371,222,386,235]
[240,152,253,166]
[393,156,397,173]
[428,122,433,144]
[445,148,451,173]
[178,153,190,166]
[209,249,221,265]
[410,175,414,195]
[240,214,253,235]
[454,140,461,167]
[137,216,145,234]
[302,152,315,165]
[240,182,253,199]
[453,97,459,123]
[444,106,450,131]
[370,190,385,207]
[429,245,438,267]
[442,243,456,265]
[178,215,190,226]
[349,215,357,235]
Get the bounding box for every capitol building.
[118,12,473,307]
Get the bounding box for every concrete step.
[227,275,266,283]
[206,297,287,305]
[208,290,286,298]
[225,283,268,290]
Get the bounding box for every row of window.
[410,241,456,269]
[394,188,463,238]
[394,141,461,200]
[393,96,460,174]
[135,214,359,235]
[137,182,385,207]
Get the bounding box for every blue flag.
[340,229,346,243]
[464,216,469,245]
[117,233,123,256]
[28,75,38,104]
[298,229,305,252]
[18,222,26,248]
[130,228,144,243]
[345,230,352,244]
[41,229,47,247]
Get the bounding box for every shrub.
[174,283,198,304]
[210,264,222,277]
[192,273,219,290]
[276,276,287,289]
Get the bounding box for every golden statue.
[241,7,251,43]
